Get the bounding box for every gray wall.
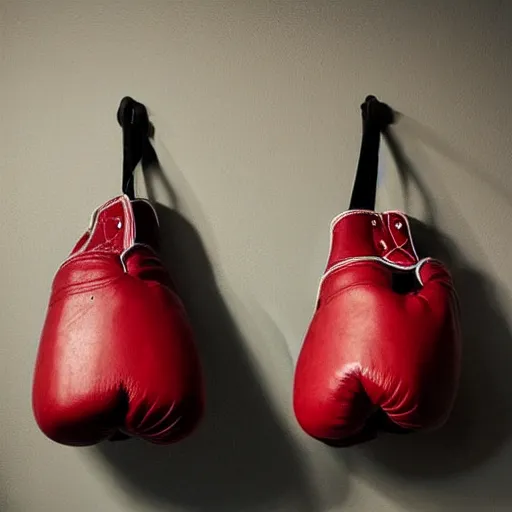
[2,1,512,511]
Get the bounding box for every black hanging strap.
[349,95,395,210]
[117,96,151,200]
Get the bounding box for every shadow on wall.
[96,138,340,511]
[343,122,512,509]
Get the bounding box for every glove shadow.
[96,188,326,509]
[343,218,512,508]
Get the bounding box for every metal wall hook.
[361,95,395,130]
[117,96,150,135]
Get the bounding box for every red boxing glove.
[293,210,461,446]
[33,196,204,446]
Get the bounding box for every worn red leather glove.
[293,209,461,446]
[33,195,204,446]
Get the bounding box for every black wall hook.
[360,95,395,129]
[349,95,395,211]
[117,96,152,200]
[117,96,151,135]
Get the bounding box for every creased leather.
[32,195,204,446]
[293,209,461,446]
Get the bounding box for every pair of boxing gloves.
[32,194,461,447]
[32,97,461,448]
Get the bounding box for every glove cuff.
[63,195,160,271]
[326,209,419,271]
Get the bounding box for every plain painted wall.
[2,1,512,511]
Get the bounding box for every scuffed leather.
[293,209,461,446]
[32,195,204,446]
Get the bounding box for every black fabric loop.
[117,97,151,200]
[349,95,395,211]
